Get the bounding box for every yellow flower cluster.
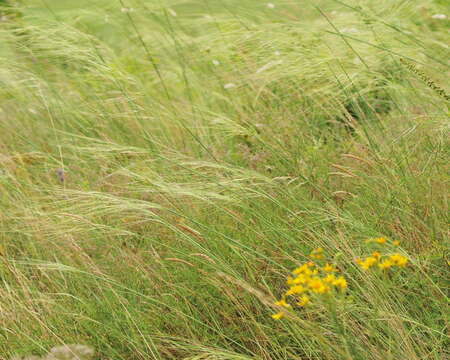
[271,239,411,320]
[356,237,408,270]
[356,238,408,271]
[272,249,347,319]
[356,252,408,270]
[365,237,401,246]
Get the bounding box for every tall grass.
[0,0,448,359]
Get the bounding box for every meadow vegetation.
[0,0,448,359]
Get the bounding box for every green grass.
[0,0,449,359]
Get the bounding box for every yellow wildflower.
[371,251,381,260]
[285,285,305,295]
[291,274,309,285]
[292,263,314,275]
[308,278,330,294]
[389,254,408,267]
[375,237,387,244]
[274,299,290,308]
[322,263,336,272]
[310,247,324,260]
[323,274,336,283]
[358,256,377,270]
[332,276,347,290]
[271,312,284,320]
[393,240,400,246]
[378,259,393,270]
[297,295,310,307]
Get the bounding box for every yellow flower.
[291,274,309,285]
[292,264,310,275]
[322,263,336,272]
[393,240,400,246]
[389,254,408,267]
[297,295,310,307]
[323,274,336,283]
[371,251,381,260]
[358,256,377,270]
[375,237,387,244]
[271,312,285,320]
[365,237,387,244]
[285,285,305,295]
[274,299,290,308]
[378,259,393,270]
[310,247,324,260]
[308,278,330,294]
[332,276,347,290]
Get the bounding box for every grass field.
[0,1,449,359]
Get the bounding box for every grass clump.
[0,0,448,359]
